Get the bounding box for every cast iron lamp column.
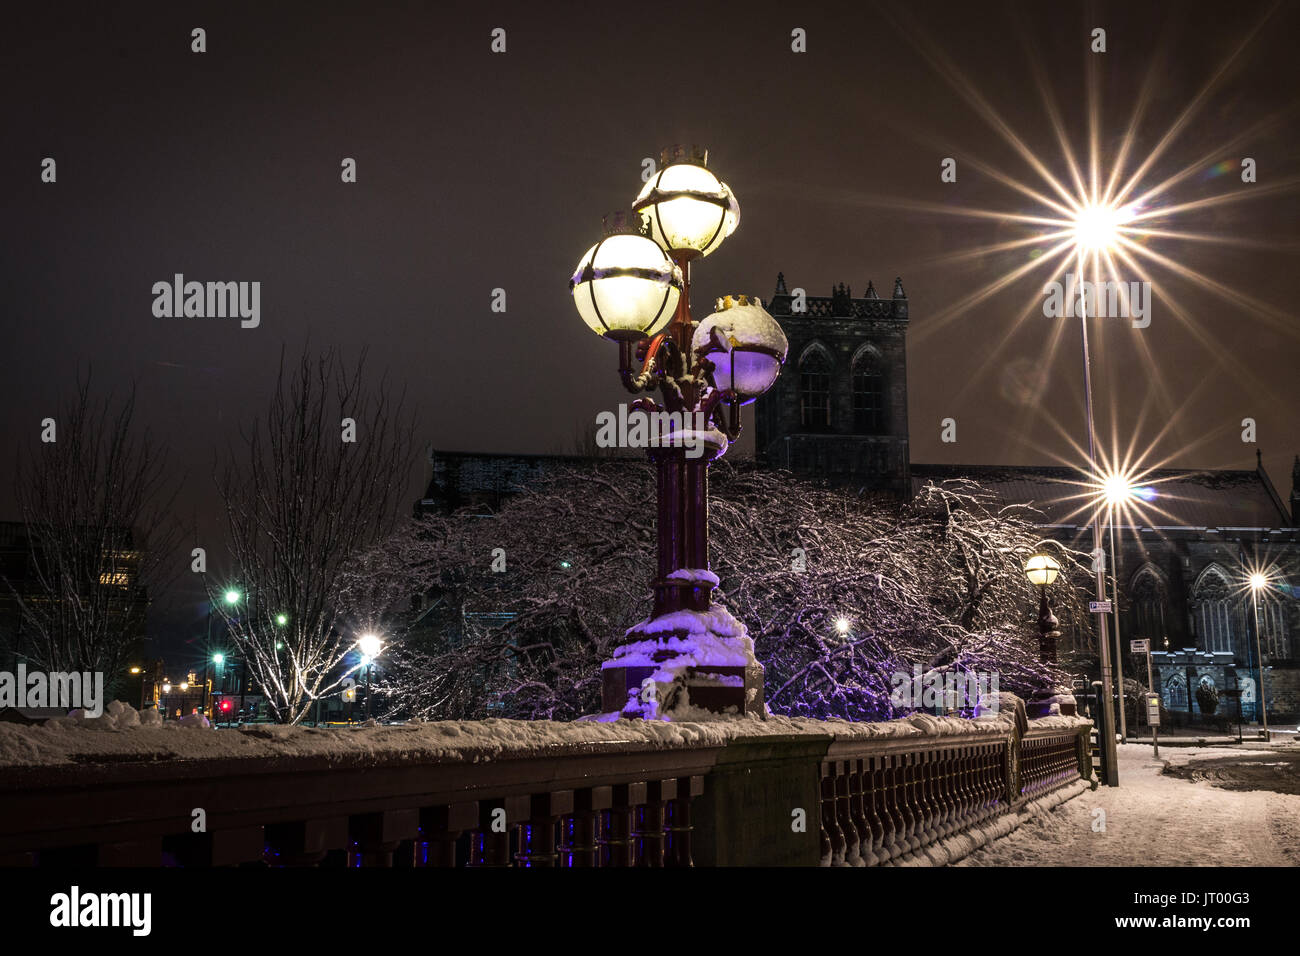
[570,146,787,718]
[1024,553,1062,664]
[1023,552,1077,719]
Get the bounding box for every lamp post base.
[601,660,766,718]
[597,603,766,719]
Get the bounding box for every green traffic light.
[275,613,288,626]
[224,589,241,605]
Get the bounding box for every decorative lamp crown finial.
[715,294,755,311]
[659,144,708,168]
[601,209,651,238]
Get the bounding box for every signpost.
[1130,639,1159,757]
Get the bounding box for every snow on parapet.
[0,697,1085,770]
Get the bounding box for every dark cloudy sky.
[3,0,1298,654]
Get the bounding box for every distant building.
[755,274,911,496]
[0,520,149,672]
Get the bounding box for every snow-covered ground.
[958,741,1300,866]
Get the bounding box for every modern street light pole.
[1108,510,1128,743]
[1249,574,1270,737]
[1076,267,1120,786]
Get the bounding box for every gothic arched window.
[852,352,885,434]
[1258,599,1290,661]
[799,348,832,430]
[1128,568,1169,646]
[1193,567,1236,656]
[1163,673,1187,711]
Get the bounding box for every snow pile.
[604,598,762,720]
[55,700,162,731]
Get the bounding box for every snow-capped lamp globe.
[693,295,788,408]
[1023,553,1061,588]
[570,210,683,341]
[633,145,739,258]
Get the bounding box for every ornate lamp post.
[569,146,787,719]
[1024,553,1062,663]
[1023,552,1077,719]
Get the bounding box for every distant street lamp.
[1024,553,1062,663]
[358,633,382,720]
[570,146,787,718]
[1249,572,1271,737]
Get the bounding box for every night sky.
[3,0,1298,654]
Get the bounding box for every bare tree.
[6,376,181,684]
[214,347,416,724]
[374,461,1091,721]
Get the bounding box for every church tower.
[755,274,911,495]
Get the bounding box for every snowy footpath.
[958,741,1300,866]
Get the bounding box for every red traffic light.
[220,700,232,711]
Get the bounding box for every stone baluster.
[664,775,703,867]
[560,786,611,867]
[600,782,645,867]
[264,818,347,868]
[348,809,419,867]
[635,779,674,867]
[416,803,478,867]
[847,760,873,867]
[820,767,846,866]
[515,791,574,867]
[833,762,863,866]
[469,797,529,867]
[862,755,887,865]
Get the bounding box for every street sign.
[1146,695,1160,727]
[1089,600,1113,613]
[1130,639,1149,653]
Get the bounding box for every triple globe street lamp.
[570,146,788,718]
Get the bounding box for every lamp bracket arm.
[618,333,667,393]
